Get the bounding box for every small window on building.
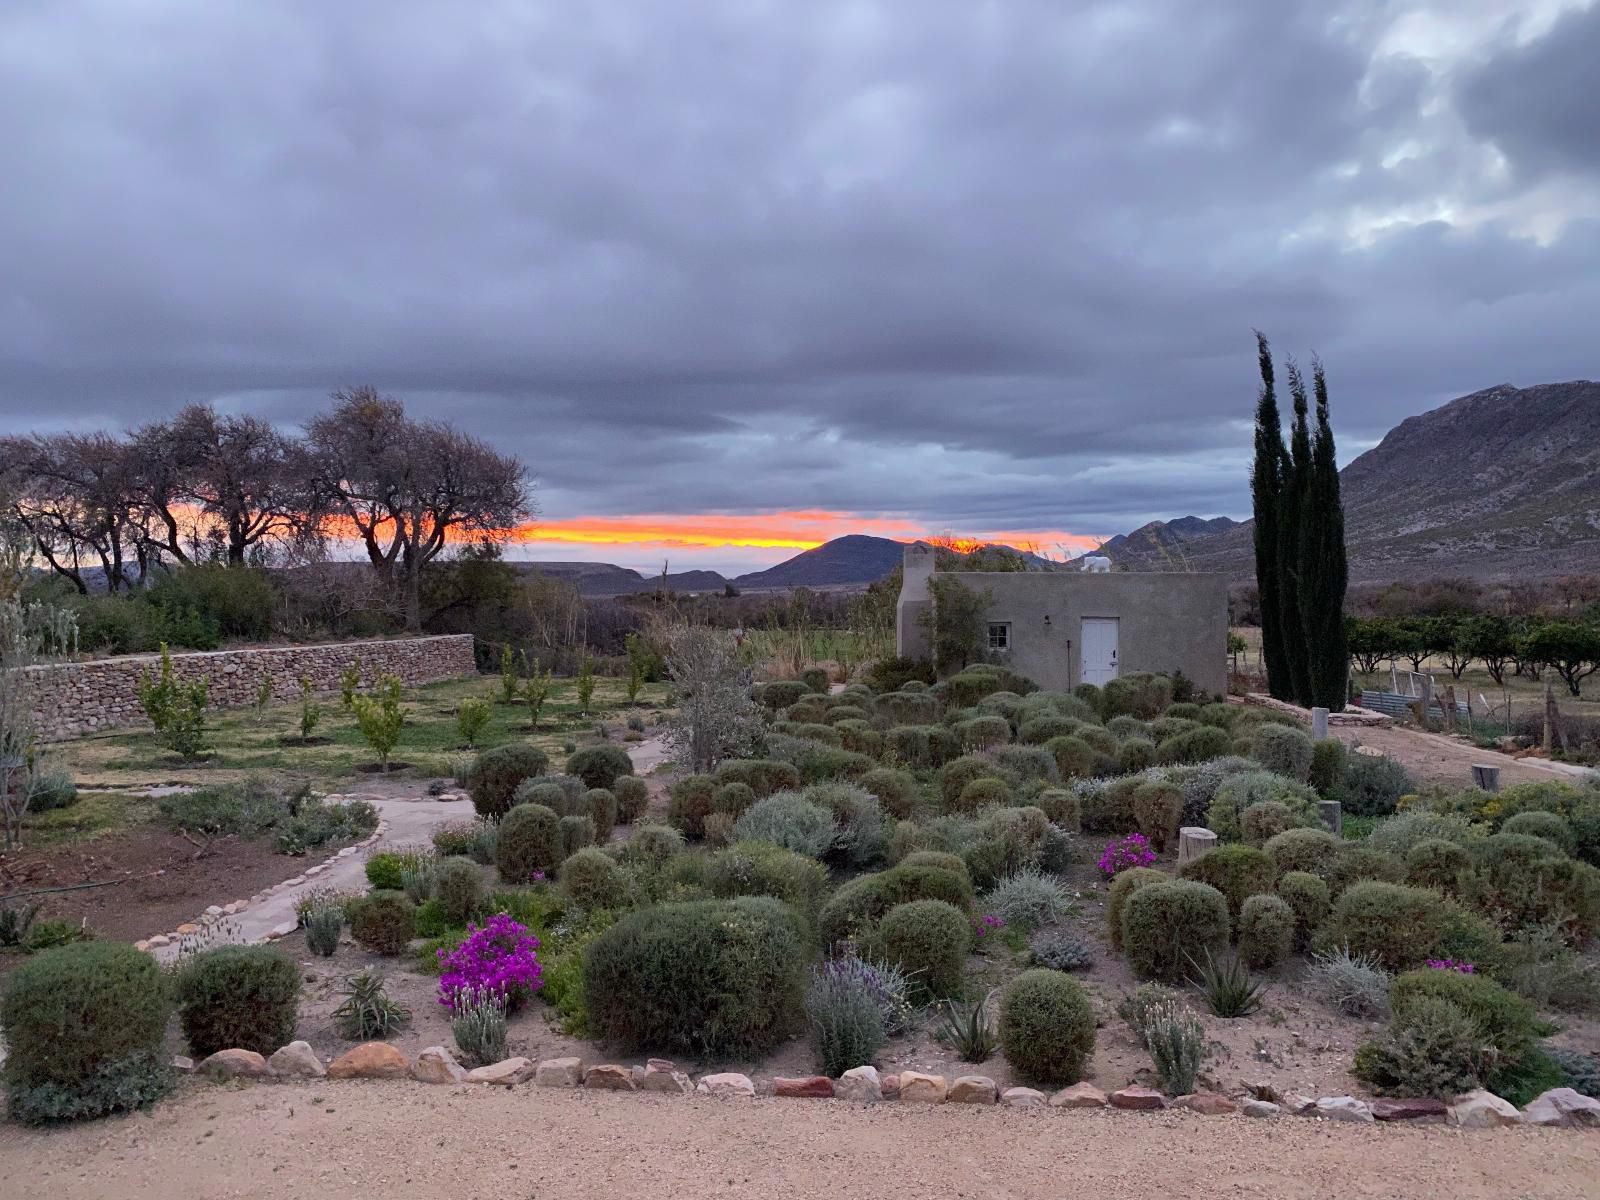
[987,622,1010,651]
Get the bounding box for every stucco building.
[895,542,1229,695]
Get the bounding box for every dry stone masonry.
[27,634,475,739]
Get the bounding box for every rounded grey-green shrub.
[999,969,1095,1085]
[706,841,830,920]
[955,776,1012,813]
[174,945,300,1057]
[567,744,634,791]
[1324,881,1449,972]
[714,759,803,798]
[875,899,970,999]
[434,855,483,925]
[467,743,549,818]
[1106,866,1166,950]
[349,890,416,955]
[1237,894,1295,968]
[586,787,618,841]
[1250,724,1314,782]
[559,813,596,859]
[1405,838,1471,894]
[1264,827,1340,879]
[559,846,633,910]
[1177,844,1274,920]
[860,767,918,820]
[1341,753,1414,817]
[1275,870,1330,946]
[495,803,562,883]
[732,791,835,859]
[1501,810,1575,854]
[1121,880,1230,982]
[613,775,650,824]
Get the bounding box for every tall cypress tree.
[1250,332,1292,701]
[1298,357,1349,710]
[1278,359,1313,706]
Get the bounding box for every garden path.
[7,1079,1596,1200]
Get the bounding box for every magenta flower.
[1425,957,1476,974]
[437,913,543,1012]
[972,912,1006,940]
[1098,833,1156,878]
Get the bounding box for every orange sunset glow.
[506,511,1103,555]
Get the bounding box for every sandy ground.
[1332,722,1596,790]
[3,1080,1598,1200]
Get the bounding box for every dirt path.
[1332,723,1596,790]
[3,1080,1596,1199]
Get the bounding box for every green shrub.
[1250,724,1313,782]
[825,704,870,726]
[998,969,1095,1086]
[873,690,940,727]
[707,841,830,921]
[1276,870,1330,947]
[567,745,634,791]
[1131,780,1183,852]
[834,719,884,757]
[1366,810,1476,857]
[864,657,935,692]
[1502,810,1576,854]
[1121,880,1231,982]
[981,867,1073,932]
[992,744,1059,785]
[805,959,889,1077]
[1474,836,1600,942]
[1106,866,1167,950]
[364,849,415,891]
[1405,838,1472,894]
[1237,894,1295,968]
[620,823,685,868]
[1354,996,1491,1099]
[349,891,416,955]
[514,778,578,814]
[1017,713,1077,745]
[875,899,970,1000]
[809,782,887,868]
[712,781,757,822]
[583,897,807,1057]
[586,788,618,842]
[938,755,995,808]
[559,847,633,910]
[173,945,300,1057]
[1309,739,1348,800]
[1324,882,1448,972]
[817,864,973,946]
[559,813,595,859]
[1101,673,1172,720]
[801,666,830,693]
[1240,800,1294,847]
[768,735,877,784]
[1156,725,1233,765]
[494,803,562,883]
[412,898,453,938]
[1177,844,1274,921]
[1044,735,1098,780]
[434,856,483,925]
[714,758,803,798]
[900,850,970,882]
[1264,827,1340,879]
[1325,845,1407,897]
[613,775,651,824]
[1078,776,1142,835]
[1342,754,1413,817]
[731,792,835,859]
[884,724,960,768]
[956,714,1013,749]
[468,744,550,818]
[1209,771,1318,842]
[860,768,918,820]
[1117,737,1157,775]
[667,774,717,839]
[1106,715,1149,740]
[955,776,1011,814]
[0,942,173,1124]
[761,680,809,710]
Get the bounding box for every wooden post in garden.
[1318,800,1342,836]
[1471,764,1501,793]
[1176,827,1217,866]
[1543,680,1567,754]
[1441,685,1458,733]
[1411,675,1432,728]
[1311,706,1329,741]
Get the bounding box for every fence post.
[1311,706,1329,741]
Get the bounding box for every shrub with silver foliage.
[450,986,508,1067]
[732,792,836,859]
[1304,945,1392,1018]
[981,867,1075,932]
[661,625,766,772]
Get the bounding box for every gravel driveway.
[4,1080,1596,1199]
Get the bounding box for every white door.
[1080,618,1120,686]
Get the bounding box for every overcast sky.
[3,1,1596,575]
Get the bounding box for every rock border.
[134,814,390,953]
[175,1046,1600,1131]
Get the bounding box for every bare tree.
[308,387,531,630]
[661,624,766,772]
[0,598,77,849]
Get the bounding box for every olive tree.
[661,625,765,772]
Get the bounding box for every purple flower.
[437,913,543,1012]
[1425,957,1475,974]
[530,870,547,883]
[973,912,1006,939]
[1098,833,1157,878]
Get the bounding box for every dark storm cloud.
[1,0,1596,540]
[1456,4,1600,181]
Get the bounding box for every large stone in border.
[1281,1093,1318,1116]
[1110,1087,1166,1111]
[583,1064,636,1091]
[898,1072,949,1104]
[948,1076,998,1105]
[535,1057,584,1087]
[1315,1096,1375,1124]
[634,1060,693,1095]
[835,1066,883,1104]
[1241,1100,1280,1118]
[881,1074,901,1099]
[199,1048,269,1079]
[327,1042,410,1080]
[1172,1092,1236,1116]
[1050,1082,1108,1109]
[775,1075,834,1099]
[697,1072,756,1098]
[1372,1097,1447,1123]
[1001,1087,1048,1108]
[1448,1089,1522,1129]
[1523,1088,1600,1129]
[268,1041,325,1079]
[412,1046,469,1084]
[468,1057,536,1086]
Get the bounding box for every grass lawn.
[43,674,670,794]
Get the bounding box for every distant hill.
[732,534,905,590]
[513,561,731,596]
[1090,380,1600,581]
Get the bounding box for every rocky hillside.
[732,535,906,589]
[1093,380,1600,581]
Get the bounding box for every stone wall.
[25,635,477,740]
